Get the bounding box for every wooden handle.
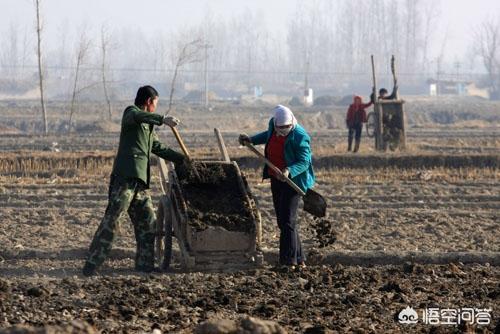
[391,55,399,100]
[157,157,169,195]
[170,126,190,158]
[214,128,230,162]
[391,55,397,81]
[169,126,202,180]
[371,54,377,93]
[245,143,306,196]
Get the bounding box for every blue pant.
[348,123,363,150]
[271,178,305,265]
[348,123,363,141]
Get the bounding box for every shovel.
[169,126,201,181]
[244,142,327,218]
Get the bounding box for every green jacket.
[111,105,185,187]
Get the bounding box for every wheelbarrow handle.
[245,142,306,196]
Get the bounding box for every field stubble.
[0,99,499,332]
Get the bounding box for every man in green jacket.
[83,85,185,276]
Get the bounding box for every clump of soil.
[176,162,255,233]
[311,217,337,248]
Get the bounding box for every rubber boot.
[353,139,360,153]
[347,138,352,152]
[82,261,97,277]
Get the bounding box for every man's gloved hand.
[238,133,251,146]
[163,115,180,127]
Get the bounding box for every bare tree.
[167,38,203,113]
[402,0,421,74]
[68,31,91,132]
[34,0,48,134]
[1,24,33,79]
[421,0,441,73]
[100,25,112,120]
[20,27,32,77]
[1,23,19,78]
[474,18,500,97]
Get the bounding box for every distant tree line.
[1,0,500,133]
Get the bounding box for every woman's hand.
[238,133,251,146]
[277,168,290,182]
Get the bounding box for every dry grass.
[0,152,114,175]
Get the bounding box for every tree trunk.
[35,0,48,134]
[68,59,81,132]
[102,66,112,120]
[101,27,112,120]
[168,64,179,113]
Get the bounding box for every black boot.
[353,139,360,153]
[347,138,352,152]
[82,261,97,277]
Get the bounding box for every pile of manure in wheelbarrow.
[175,162,256,233]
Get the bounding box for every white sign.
[398,307,492,326]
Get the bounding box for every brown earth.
[176,162,255,233]
[0,98,499,333]
[0,265,498,333]
[0,154,498,332]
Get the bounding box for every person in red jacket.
[345,95,373,152]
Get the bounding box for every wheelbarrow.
[154,129,264,270]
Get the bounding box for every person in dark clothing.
[238,105,315,270]
[82,85,186,276]
[346,95,373,152]
[370,84,398,101]
[379,82,401,148]
[379,83,398,100]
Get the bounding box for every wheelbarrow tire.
[162,198,174,271]
[366,112,376,138]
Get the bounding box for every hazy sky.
[2,0,500,65]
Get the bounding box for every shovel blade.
[303,188,327,218]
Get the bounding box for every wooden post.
[157,157,170,195]
[391,55,406,151]
[371,55,383,151]
[400,102,406,150]
[214,128,230,162]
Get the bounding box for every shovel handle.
[245,142,306,196]
[371,54,377,97]
[170,126,190,158]
[169,126,202,180]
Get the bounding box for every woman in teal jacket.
[239,105,315,269]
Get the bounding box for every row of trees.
[474,18,500,99]
[288,0,443,77]
[1,0,499,133]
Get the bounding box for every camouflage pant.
[85,175,156,271]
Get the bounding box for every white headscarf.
[273,105,297,132]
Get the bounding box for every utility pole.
[455,61,461,81]
[436,57,441,96]
[304,60,310,93]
